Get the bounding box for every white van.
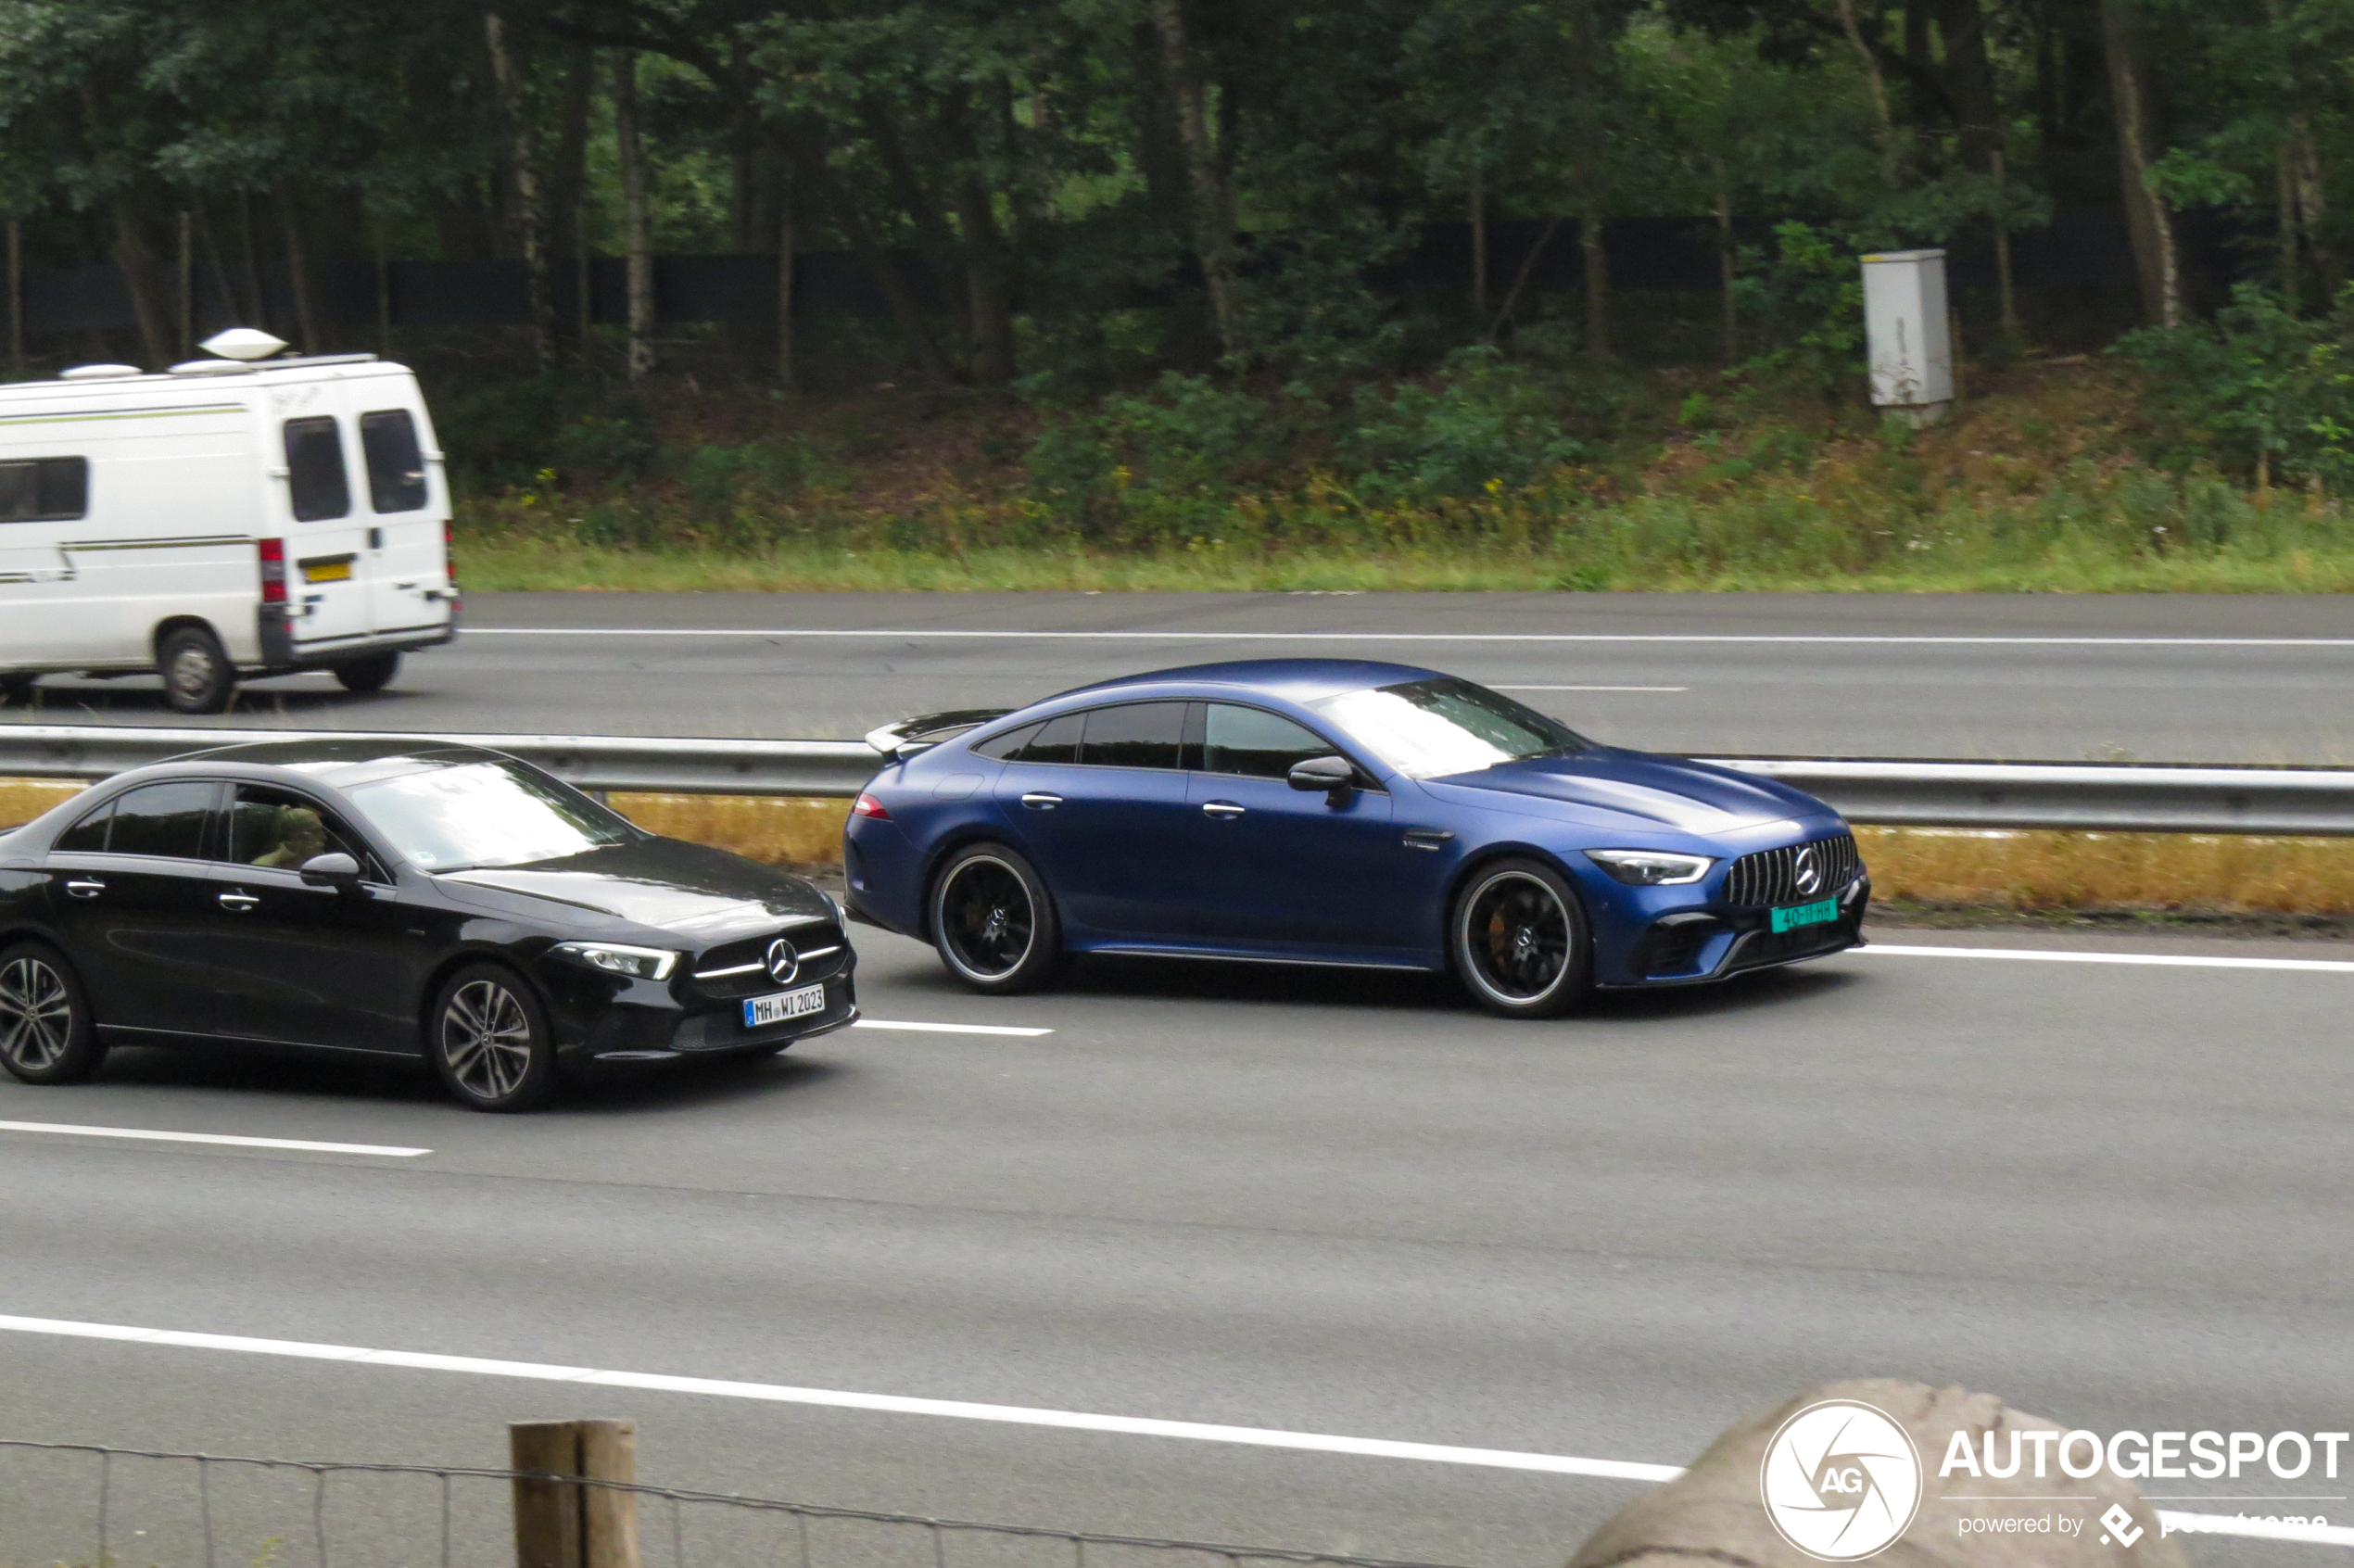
[0,343,459,714]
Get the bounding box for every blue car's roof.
[1054,658,1443,704]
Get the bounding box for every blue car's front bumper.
[1591,869,1870,988]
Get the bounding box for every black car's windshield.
[1310,677,1591,779]
[343,759,638,870]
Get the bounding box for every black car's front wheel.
[1451,858,1593,1018]
[0,942,105,1084]
[930,843,1063,993]
[429,964,558,1111]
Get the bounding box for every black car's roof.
[180,737,510,785]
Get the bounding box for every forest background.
[6,0,2354,593]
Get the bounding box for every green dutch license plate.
[1770,898,1840,933]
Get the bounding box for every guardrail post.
[513,1418,640,1568]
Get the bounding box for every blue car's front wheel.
[1451,859,1592,1019]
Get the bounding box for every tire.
[332,651,401,694]
[929,842,1064,994]
[157,625,236,714]
[1450,857,1593,1019]
[428,963,559,1111]
[0,942,106,1084]
[0,674,35,707]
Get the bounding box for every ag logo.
[1759,1399,1923,1561]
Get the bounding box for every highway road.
[4,924,2351,1568]
[6,591,2354,762]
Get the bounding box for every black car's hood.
[1422,749,1826,832]
[437,837,830,940]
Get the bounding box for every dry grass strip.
[12,781,2351,917]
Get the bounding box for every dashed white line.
[1858,944,2354,974]
[464,629,2354,647]
[853,1019,1056,1037]
[0,1314,2339,1547]
[0,1120,431,1157]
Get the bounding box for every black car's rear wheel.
[930,843,1062,993]
[1451,859,1592,1018]
[0,942,105,1084]
[430,964,557,1111]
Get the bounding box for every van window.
[0,456,88,523]
[359,410,428,513]
[284,417,350,521]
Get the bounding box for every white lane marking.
[853,1019,1055,1037]
[0,1120,430,1157]
[1496,685,1690,692]
[0,1314,2337,1548]
[0,1312,1669,1482]
[465,629,2354,648]
[1859,944,2354,974]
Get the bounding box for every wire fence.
[0,1438,1482,1568]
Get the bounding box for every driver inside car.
[251,804,328,869]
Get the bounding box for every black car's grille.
[689,921,849,1000]
[1722,833,1861,907]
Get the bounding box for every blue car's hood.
[1421,750,1824,832]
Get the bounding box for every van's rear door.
[354,401,451,639]
[279,412,373,658]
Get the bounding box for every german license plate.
[301,558,353,583]
[1770,898,1840,933]
[743,983,827,1029]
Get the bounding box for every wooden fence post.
[513,1418,641,1568]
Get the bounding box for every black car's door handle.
[1201,801,1246,820]
[64,879,106,900]
[1020,791,1063,811]
[218,891,260,914]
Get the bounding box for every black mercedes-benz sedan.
[0,740,857,1110]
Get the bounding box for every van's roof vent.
[59,363,145,381]
[200,326,286,361]
[169,358,257,376]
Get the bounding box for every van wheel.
[0,675,33,706]
[158,626,236,714]
[333,651,401,694]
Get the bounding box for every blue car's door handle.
[1201,801,1246,820]
[1020,791,1063,810]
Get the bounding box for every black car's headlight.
[1586,850,1715,886]
[551,942,679,980]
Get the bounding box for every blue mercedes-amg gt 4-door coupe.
[844,659,1867,1018]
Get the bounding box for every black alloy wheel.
[332,651,401,693]
[1451,858,1592,1018]
[930,843,1063,993]
[0,942,106,1084]
[158,625,236,714]
[429,964,558,1111]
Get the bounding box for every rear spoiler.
[864,708,1014,759]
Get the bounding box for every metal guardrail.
[3,725,2353,834]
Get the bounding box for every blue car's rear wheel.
[1452,859,1591,1018]
[930,843,1063,993]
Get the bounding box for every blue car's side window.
[1010,712,1083,764]
[1202,704,1335,780]
[972,722,1041,760]
[1077,702,1188,769]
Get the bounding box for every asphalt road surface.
[4,924,2350,1568]
[8,592,2354,762]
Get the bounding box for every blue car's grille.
[1722,832,1860,907]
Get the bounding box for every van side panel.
[90,402,264,664]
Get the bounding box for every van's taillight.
[257,537,287,604]
[444,522,459,591]
[852,793,890,820]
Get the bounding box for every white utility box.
[1860,247,1953,424]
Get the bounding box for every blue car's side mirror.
[1287,755,1356,801]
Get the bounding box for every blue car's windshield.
[1311,677,1591,779]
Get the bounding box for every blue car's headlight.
[1586,850,1715,886]
[551,942,679,980]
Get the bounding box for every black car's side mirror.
[1287,755,1357,802]
[298,852,363,891]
